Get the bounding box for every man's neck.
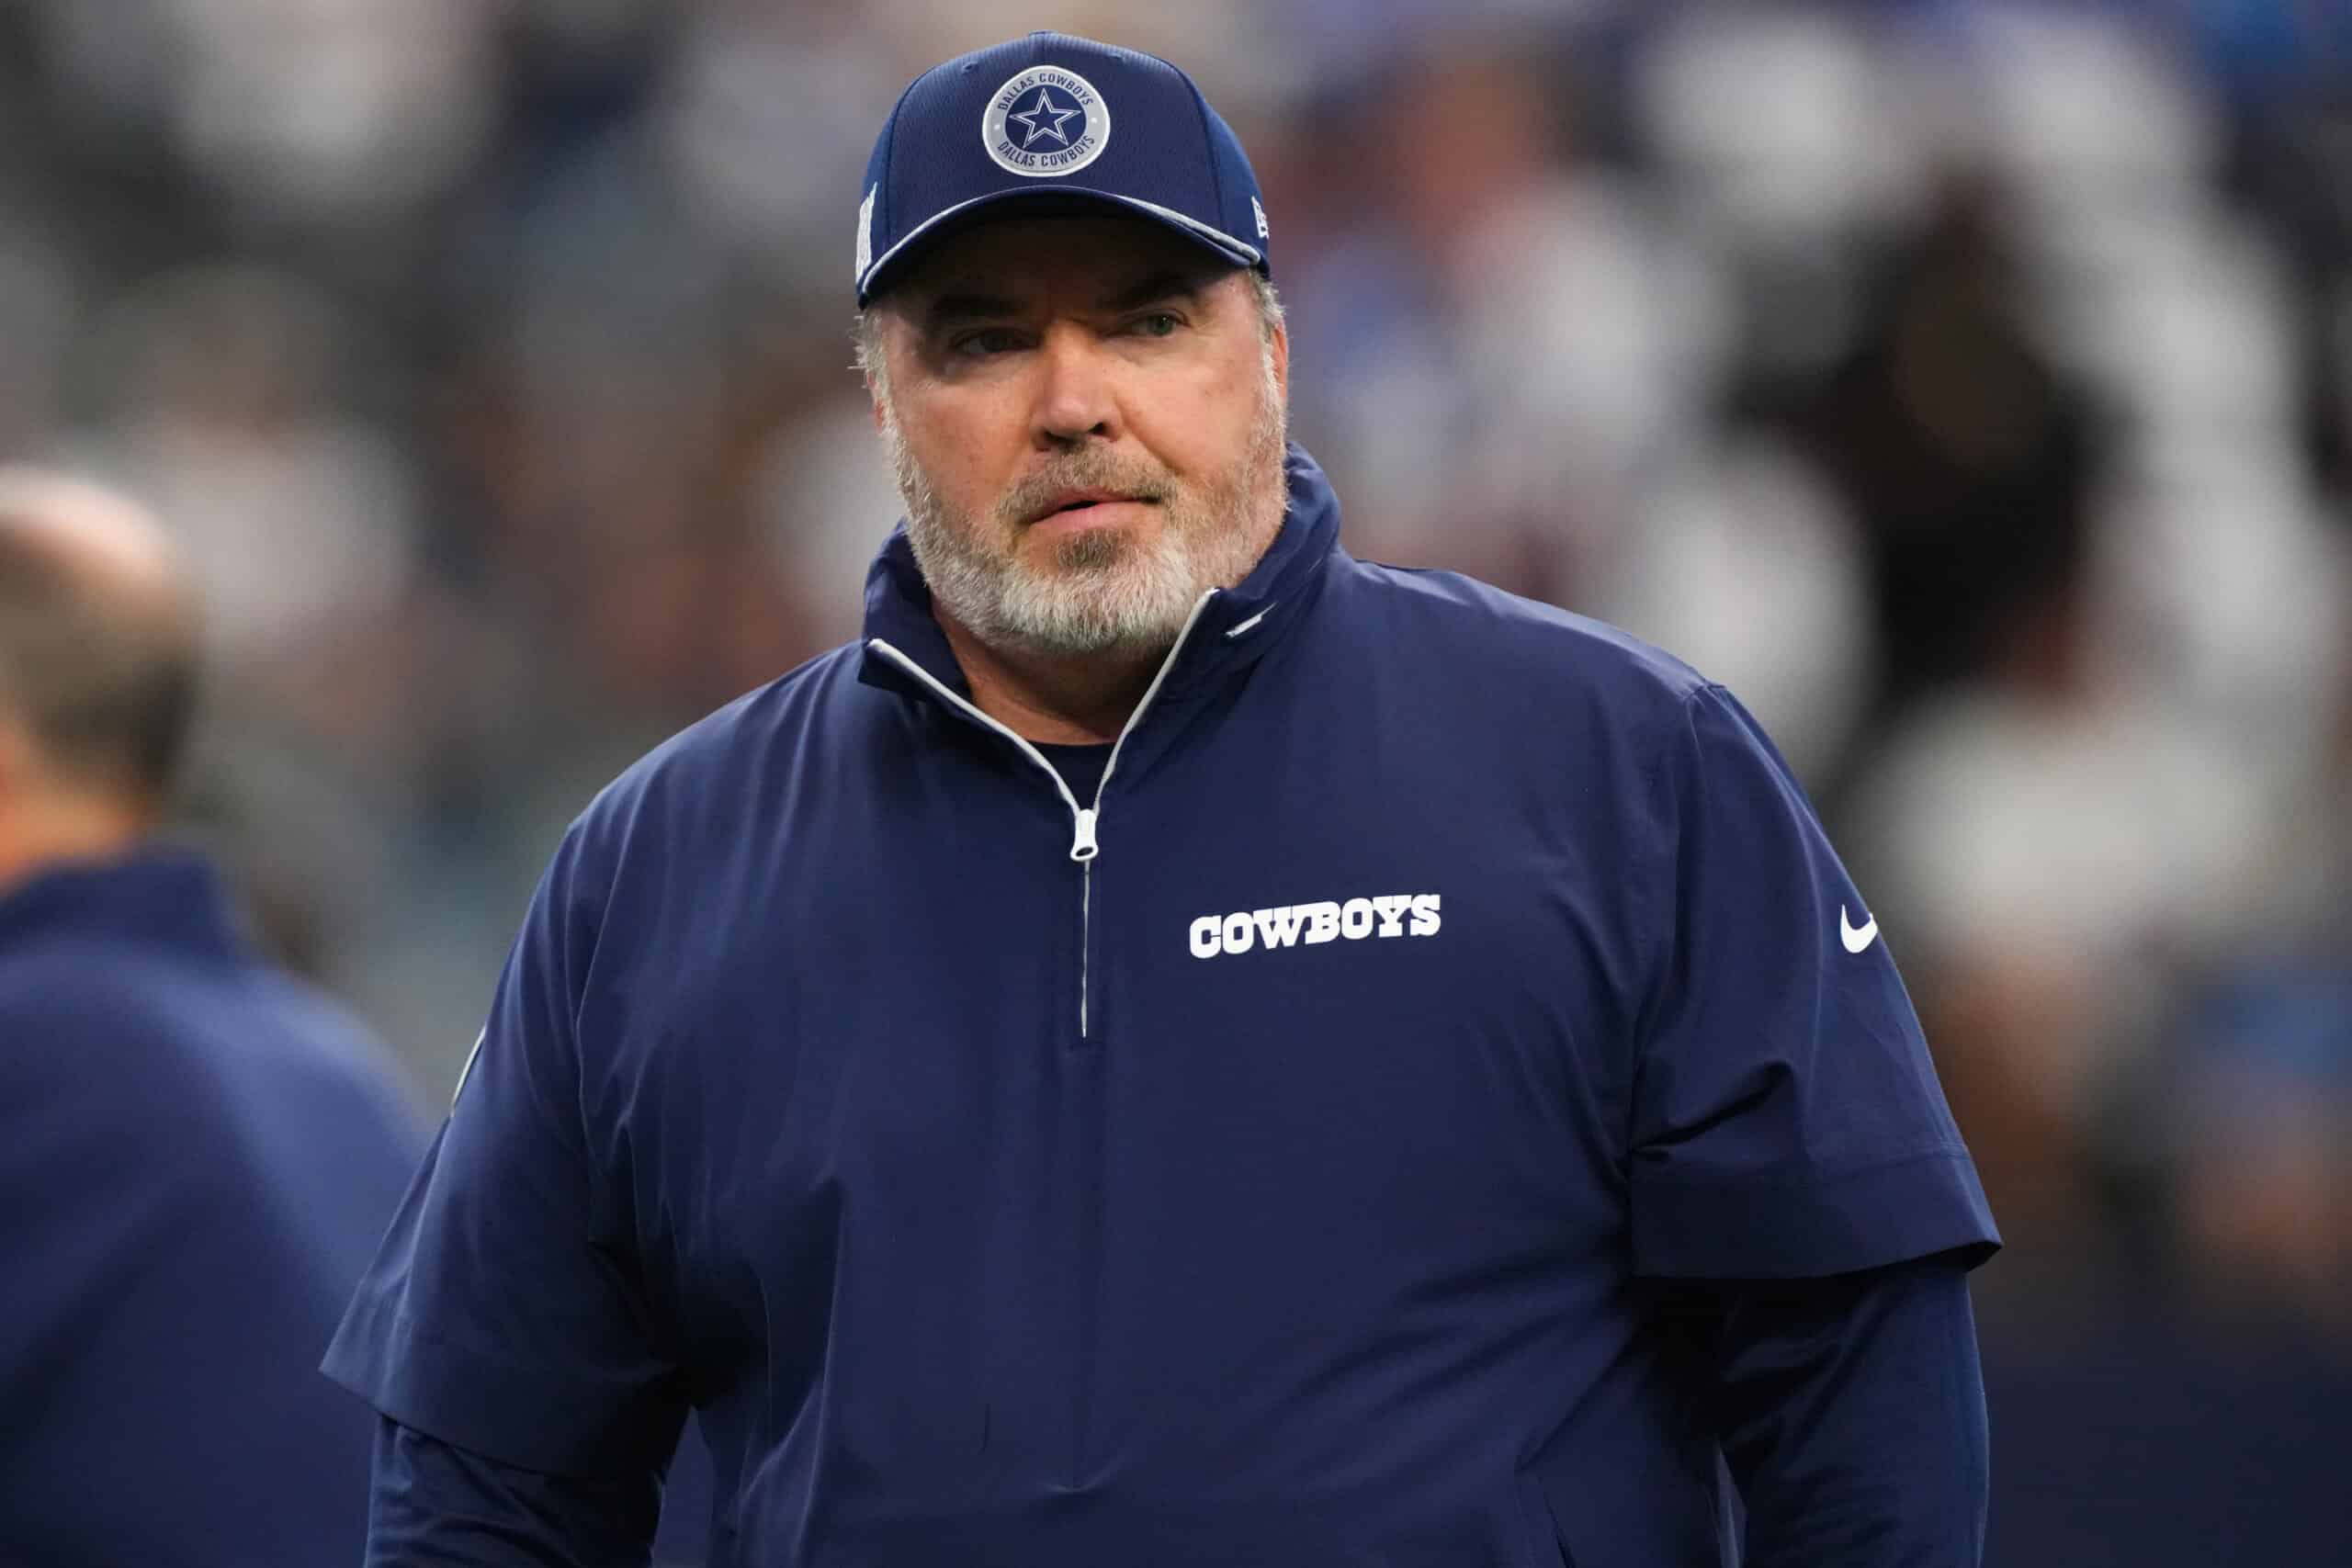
[0,794,151,903]
[934,613,1168,744]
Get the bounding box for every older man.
[328,32,1999,1566]
[0,469,429,1564]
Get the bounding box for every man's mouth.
[1029,489,1157,524]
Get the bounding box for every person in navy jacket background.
[329,32,2001,1566]
[0,469,432,1564]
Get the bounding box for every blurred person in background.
[0,468,429,1564]
[325,32,1997,1567]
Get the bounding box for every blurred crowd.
[3,0,2348,1549]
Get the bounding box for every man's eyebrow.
[911,271,1213,329]
[1101,271,1212,312]
[918,292,1024,331]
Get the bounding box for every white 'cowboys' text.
[1189,894,1441,959]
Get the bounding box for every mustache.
[997,451,1172,525]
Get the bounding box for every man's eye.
[1128,312,1182,338]
[952,329,1023,356]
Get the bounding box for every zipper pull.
[1069,807,1100,862]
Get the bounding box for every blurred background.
[2,0,2346,1559]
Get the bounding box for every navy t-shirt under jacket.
[326,446,2000,1564]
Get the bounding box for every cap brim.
[857,186,1262,304]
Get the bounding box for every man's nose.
[1031,324,1119,446]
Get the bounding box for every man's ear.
[863,307,898,429]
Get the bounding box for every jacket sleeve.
[321,818,687,1495]
[1702,1253,1990,1567]
[364,1417,662,1568]
[1627,683,2000,1279]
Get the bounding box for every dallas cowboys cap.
[854,32,1271,305]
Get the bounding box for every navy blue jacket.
[0,848,429,1565]
[328,446,1998,1564]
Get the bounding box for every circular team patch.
[981,66,1112,178]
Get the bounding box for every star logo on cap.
[1008,88,1080,149]
[981,66,1112,178]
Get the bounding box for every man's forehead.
[890,214,1238,313]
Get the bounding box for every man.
[328,32,2000,1566]
[0,469,429,1563]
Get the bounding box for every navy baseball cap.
[854,32,1270,305]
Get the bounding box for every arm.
[1620,684,1999,1559]
[1702,1254,1989,1567]
[365,1417,660,1568]
[323,819,687,1554]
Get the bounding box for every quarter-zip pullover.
[327,445,1998,1566]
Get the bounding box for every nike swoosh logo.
[1840,906,1879,954]
[450,1026,486,1111]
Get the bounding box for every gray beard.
[883,360,1289,660]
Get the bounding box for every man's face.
[871,215,1289,660]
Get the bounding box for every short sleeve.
[322,823,687,1479]
[1626,683,2000,1280]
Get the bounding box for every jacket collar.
[0,844,249,964]
[857,442,1342,709]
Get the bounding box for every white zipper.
[869,591,1216,1038]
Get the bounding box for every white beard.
[882,348,1288,660]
